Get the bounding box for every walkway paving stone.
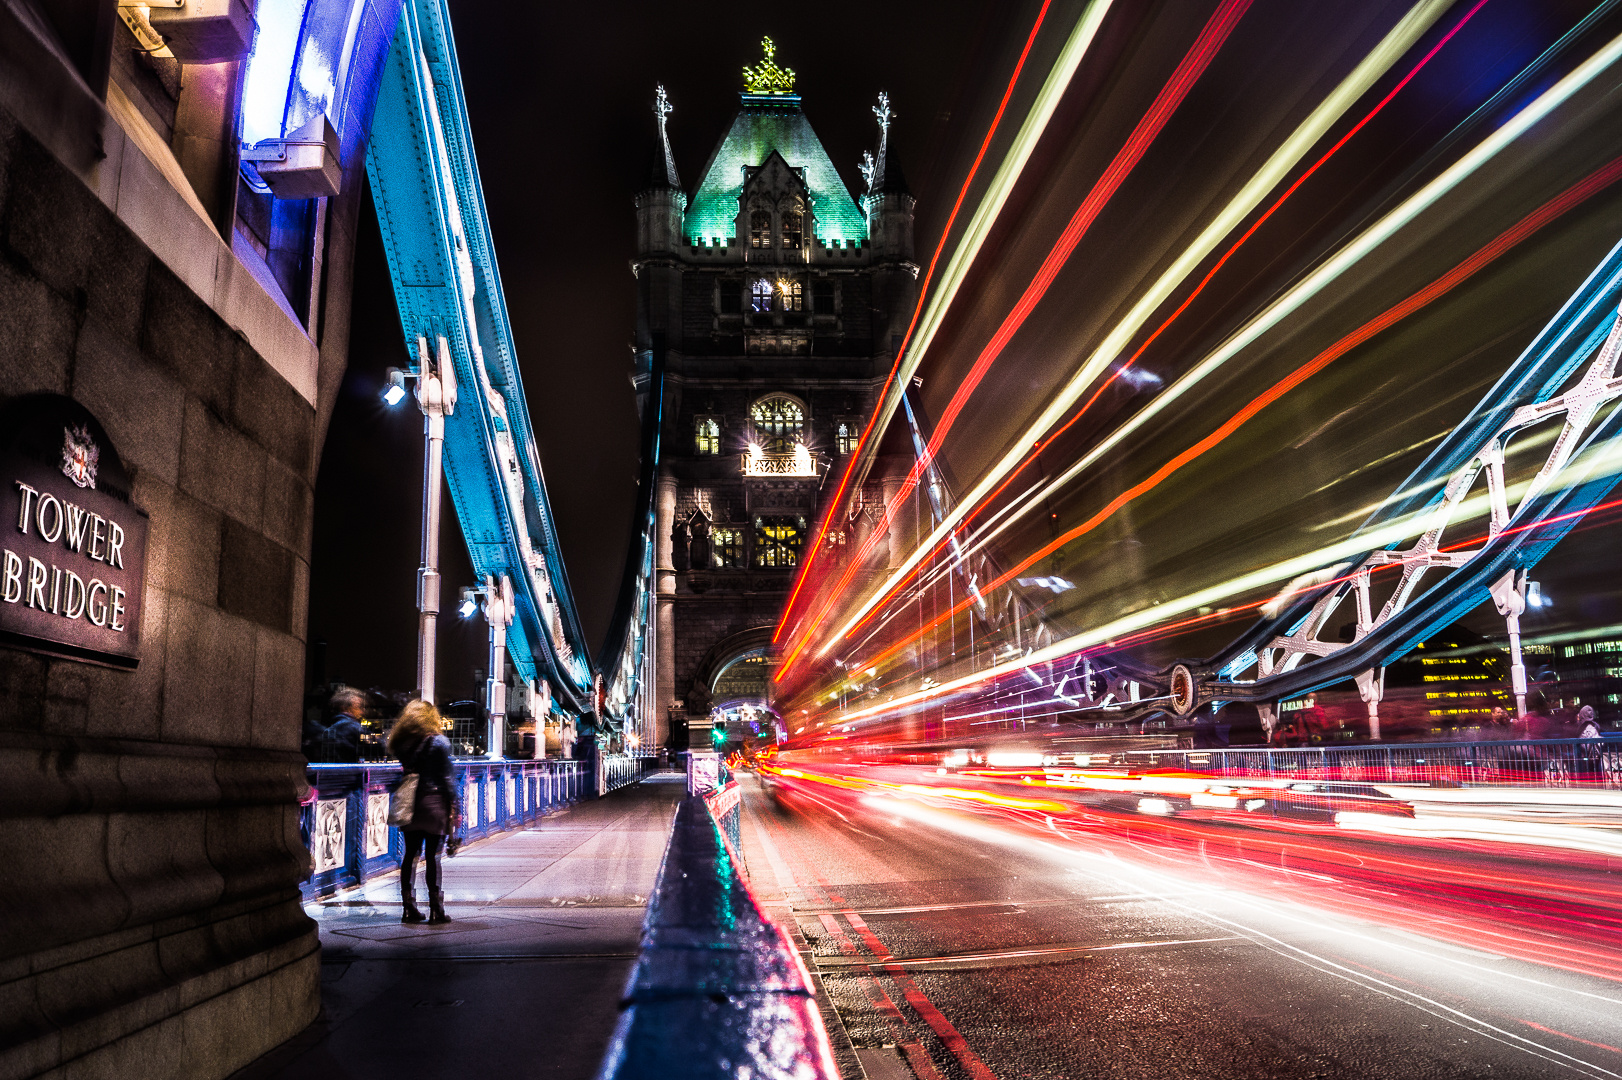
[232,772,685,1080]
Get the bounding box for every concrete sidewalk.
[232,772,686,1080]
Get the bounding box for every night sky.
[307,0,1009,701]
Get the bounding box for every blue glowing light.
[240,0,310,146]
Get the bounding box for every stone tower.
[633,43,917,748]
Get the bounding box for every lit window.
[751,396,804,453]
[695,419,720,455]
[750,209,772,248]
[751,279,773,313]
[836,422,857,455]
[812,279,834,315]
[754,516,805,569]
[711,527,744,569]
[781,208,803,248]
[779,279,802,311]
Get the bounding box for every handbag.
[388,772,418,827]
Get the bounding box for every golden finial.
[743,37,796,95]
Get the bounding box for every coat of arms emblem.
[61,424,99,489]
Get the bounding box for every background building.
[633,50,918,748]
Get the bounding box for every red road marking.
[761,800,996,1080]
[842,908,1002,1080]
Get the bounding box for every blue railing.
[595,794,837,1080]
[300,755,653,900]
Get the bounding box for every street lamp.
[382,335,457,704]
[461,574,514,760]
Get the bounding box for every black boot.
[401,879,426,924]
[427,888,451,924]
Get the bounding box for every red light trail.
[822,151,1622,693]
[778,0,1256,686]
[776,0,1058,647]
[821,0,1496,657]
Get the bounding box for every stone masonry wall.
[0,105,323,1078]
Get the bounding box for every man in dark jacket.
[303,687,365,763]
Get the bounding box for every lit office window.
[711,526,744,568]
[753,516,805,569]
[695,418,720,455]
[751,279,773,313]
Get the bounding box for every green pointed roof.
[684,95,868,245]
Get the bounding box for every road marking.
[884,799,1622,1078]
[815,936,1237,971]
[748,788,946,1080]
[792,891,1208,917]
[841,908,1002,1080]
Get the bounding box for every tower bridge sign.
[0,396,148,668]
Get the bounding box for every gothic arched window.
[750,395,804,453]
[836,421,857,455]
[750,279,773,313]
[695,418,720,455]
[781,209,803,249]
[749,209,772,248]
[753,515,806,569]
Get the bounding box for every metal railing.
[301,757,593,900]
[605,752,652,794]
[1117,735,1622,788]
[595,795,837,1080]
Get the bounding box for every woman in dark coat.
[387,700,459,924]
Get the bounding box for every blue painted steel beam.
[1206,236,1622,699]
[596,344,664,733]
[365,0,593,713]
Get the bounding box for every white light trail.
[845,0,1118,493]
[822,23,1622,658]
[824,424,1622,725]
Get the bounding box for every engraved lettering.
[2,550,20,603]
[15,482,38,534]
[36,494,62,544]
[63,504,90,553]
[110,586,126,632]
[89,515,106,561]
[50,566,61,614]
[25,557,46,610]
[63,570,86,620]
[108,521,125,570]
[86,579,107,626]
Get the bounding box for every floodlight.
[383,367,407,406]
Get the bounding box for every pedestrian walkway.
[232,771,686,1080]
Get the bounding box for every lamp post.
[384,335,457,704]
[461,574,514,760]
